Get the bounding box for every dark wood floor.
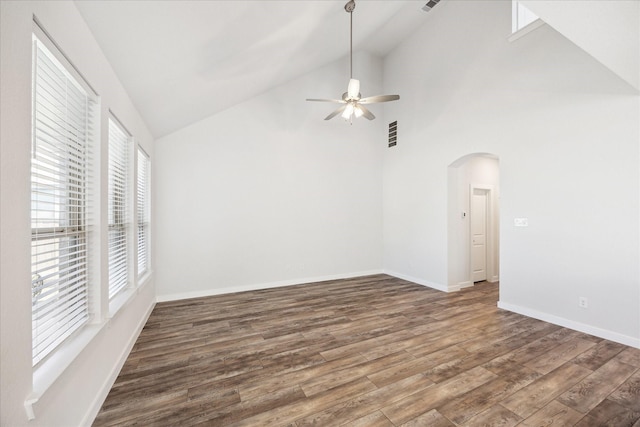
[93,275,640,426]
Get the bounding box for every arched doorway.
[447,153,500,291]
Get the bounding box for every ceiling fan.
[306,0,399,123]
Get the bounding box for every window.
[512,1,540,33]
[31,35,97,366]
[108,118,130,299]
[137,148,150,277]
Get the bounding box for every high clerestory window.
[511,1,542,35]
[31,33,98,366]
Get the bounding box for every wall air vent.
[422,0,441,12]
[388,121,398,147]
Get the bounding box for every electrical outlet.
[579,297,588,309]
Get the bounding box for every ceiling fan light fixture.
[342,103,355,120]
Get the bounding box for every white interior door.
[471,189,488,282]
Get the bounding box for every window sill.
[109,270,153,318]
[138,269,153,290]
[109,286,136,319]
[27,321,105,420]
[24,270,153,420]
[508,18,545,42]
[26,271,154,420]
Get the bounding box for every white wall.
[1,2,156,425]
[154,52,386,300]
[520,0,639,91]
[383,0,639,346]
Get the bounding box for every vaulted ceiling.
[75,1,430,138]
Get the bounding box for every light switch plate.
[514,218,528,227]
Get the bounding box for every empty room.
[1,0,639,426]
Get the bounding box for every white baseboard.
[459,281,473,289]
[498,301,640,349]
[383,270,450,292]
[156,270,385,302]
[82,298,156,426]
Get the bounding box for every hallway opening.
[447,153,500,292]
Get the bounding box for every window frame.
[510,1,544,41]
[30,30,98,368]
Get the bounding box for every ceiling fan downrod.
[345,0,355,79]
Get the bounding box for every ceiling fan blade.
[325,105,347,120]
[356,104,375,120]
[359,94,400,104]
[347,79,360,99]
[306,98,346,103]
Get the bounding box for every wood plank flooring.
[93,275,640,426]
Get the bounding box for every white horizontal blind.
[137,148,150,277]
[31,36,95,366]
[108,119,129,298]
